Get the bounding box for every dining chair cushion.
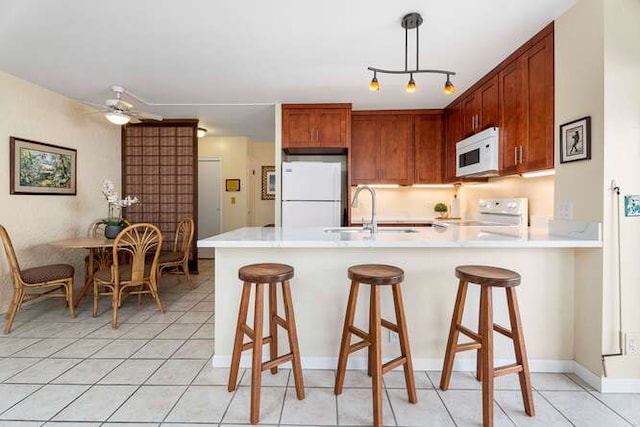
[158,251,183,264]
[95,264,153,283]
[21,264,74,284]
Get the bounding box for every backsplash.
[349,174,554,223]
[349,186,457,221]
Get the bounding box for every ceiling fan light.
[369,74,380,91]
[105,111,130,125]
[444,76,456,95]
[406,75,416,93]
[197,128,208,138]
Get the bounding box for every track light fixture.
[368,12,456,94]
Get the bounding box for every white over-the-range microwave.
[456,127,500,178]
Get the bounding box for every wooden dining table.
[49,236,117,308]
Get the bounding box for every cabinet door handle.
[316,129,320,141]
[514,147,519,165]
[519,146,524,164]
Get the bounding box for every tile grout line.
[425,371,459,427]
[534,390,577,427]
[218,369,247,425]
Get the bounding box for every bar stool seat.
[441,265,534,427]
[335,264,417,427]
[229,263,304,424]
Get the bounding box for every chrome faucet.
[351,185,377,233]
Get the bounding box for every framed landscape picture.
[10,137,77,195]
[560,116,591,163]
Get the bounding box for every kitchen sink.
[323,227,419,234]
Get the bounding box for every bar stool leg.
[228,282,251,392]
[282,280,305,400]
[368,288,374,377]
[440,279,469,390]
[269,282,278,374]
[392,283,417,403]
[476,300,483,382]
[335,280,360,395]
[250,283,265,425]
[370,285,383,427]
[506,287,535,416]
[480,285,494,427]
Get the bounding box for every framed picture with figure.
[560,116,591,163]
[261,166,275,200]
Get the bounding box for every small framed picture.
[560,116,591,163]
[624,195,640,217]
[261,166,276,200]
[225,179,240,192]
[10,137,77,195]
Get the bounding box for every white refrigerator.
[282,161,342,227]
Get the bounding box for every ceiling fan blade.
[130,110,163,121]
[129,117,142,124]
[106,99,133,110]
[80,100,109,110]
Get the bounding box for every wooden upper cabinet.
[350,113,418,186]
[414,114,444,184]
[444,102,463,182]
[499,32,554,174]
[283,109,314,147]
[523,33,554,171]
[378,116,413,185]
[461,76,499,138]
[351,116,379,184]
[499,56,526,175]
[282,104,351,150]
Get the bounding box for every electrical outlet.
[389,331,399,343]
[558,202,573,220]
[626,333,640,355]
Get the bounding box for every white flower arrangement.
[101,179,140,226]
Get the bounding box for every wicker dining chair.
[93,223,164,328]
[158,217,194,288]
[0,225,75,334]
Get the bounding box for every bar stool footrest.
[262,352,294,371]
[382,356,407,374]
[241,336,273,351]
[274,315,289,330]
[348,340,371,354]
[494,363,523,378]
[381,318,398,332]
[348,325,370,341]
[457,325,481,342]
[493,323,513,339]
[455,342,482,352]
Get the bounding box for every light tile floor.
[0,259,638,426]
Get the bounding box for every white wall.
[0,70,121,314]
[555,0,606,377]
[198,137,250,233]
[601,0,640,378]
[249,142,275,226]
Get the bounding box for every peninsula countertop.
[197,225,602,249]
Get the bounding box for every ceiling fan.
[82,86,163,125]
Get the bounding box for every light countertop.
[198,225,602,249]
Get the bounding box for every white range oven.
[452,198,529,227]
[456,127,500,178]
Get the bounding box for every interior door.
[198,158,222,259]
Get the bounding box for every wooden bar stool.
[227,263,305,424]
[440,265,535,427]
[334,264,417,427]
